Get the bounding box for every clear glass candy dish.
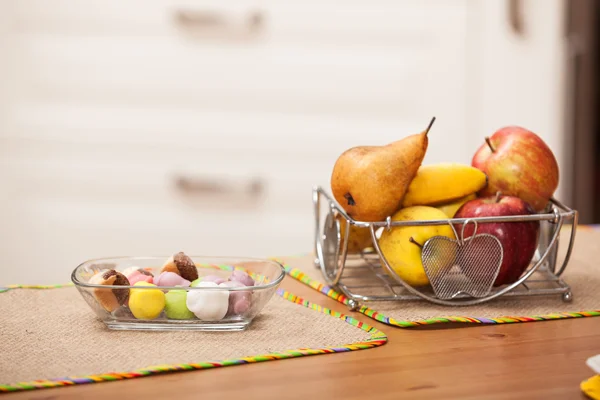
[71,255,285,331]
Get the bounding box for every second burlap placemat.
[276,226,600,328]
[0,287,386,393]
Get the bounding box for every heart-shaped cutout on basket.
[421,231,503,300]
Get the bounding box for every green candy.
[164,290,195,320]
[190,279,201,288]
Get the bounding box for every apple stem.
[409,237,423,248]
[495,191,502,203]
[424,116,436,136]
[485,136,496,153]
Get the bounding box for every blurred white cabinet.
[0,0,567,284]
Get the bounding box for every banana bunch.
[402,163,488,217]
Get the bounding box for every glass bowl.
[71,256,285,331]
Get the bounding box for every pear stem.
[409,237,423,248]
[485,136,496,153]
[424,116,436,136]
[495,191,502,203]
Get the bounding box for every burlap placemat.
[0,287,386,392]
[277,226,600,327]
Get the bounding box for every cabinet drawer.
[11,0,467,39]
[0,197,311,285]
[7,0,470,121]
[0,136,330,209]
[0,138,318,284]
[10,0,260,36]
[3,102,438,160]
[7,34,460,118]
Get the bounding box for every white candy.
[185,281,229,321]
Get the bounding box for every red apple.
[472,126,559,212]
[454,194,540,287]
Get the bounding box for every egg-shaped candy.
[160,252,198,282]
[129,282,165,320]
[122,266,154,285]
[229,270,255,287]
[154,272,191,287]
[219,280,251,316]
[89,269,130,313]
[186,281,229,321]
[165,290,195,320]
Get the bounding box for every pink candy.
[127,270,154,285]
[229,270,255,287]
[220,280,251,315]
[154,272,191,287]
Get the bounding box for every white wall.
[470,0,569,201]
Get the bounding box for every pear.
[330,117,434,221]
[336,215,373,253]
[378,206,456,287]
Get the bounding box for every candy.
[164,290,195,320]
[229,270,255,287]
[220,280,251,316]
[161,252,198,282]
[122,267,154,285]
[191,275,226,286]
[128,282,165,320]
[89,269,130,312]
[186,281,229,321]
[201,275,226,285]
[154,272,191,287]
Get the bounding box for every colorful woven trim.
[274,259,600,328]
[0,287,387,393]
[579,224,600,231]
[0,283,74,293]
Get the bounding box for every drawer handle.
[174,175,265,198]
[173,9,264,32]
[508,0,524,36]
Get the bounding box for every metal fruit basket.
[312,186,578,310]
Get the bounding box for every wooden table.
[5,276,599,399]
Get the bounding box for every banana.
[402,163,487,207]
[435,193,477,218]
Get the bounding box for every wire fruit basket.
[312,186,578,310]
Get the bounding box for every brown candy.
[89,269,131,313]
[160,252,199,282]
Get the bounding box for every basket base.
[332,253,571,309]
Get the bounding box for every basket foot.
[347,299,360,311]
[562,291,573,303]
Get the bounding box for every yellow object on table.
[582,375,600,399]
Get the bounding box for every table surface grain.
[4,276,599,400]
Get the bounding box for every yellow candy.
[129,282,165,320]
